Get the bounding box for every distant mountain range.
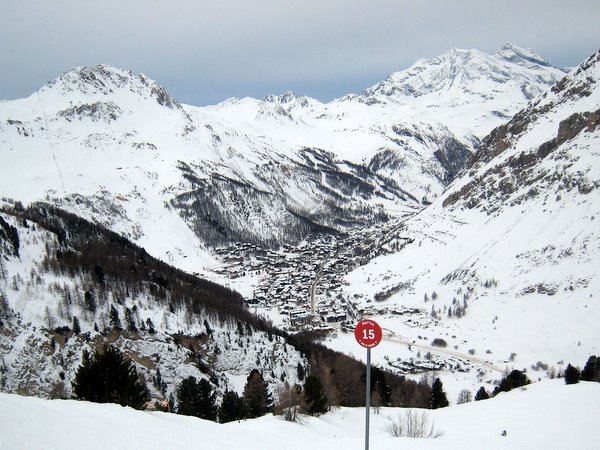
[1,44,598,404]
[0,44,565,260]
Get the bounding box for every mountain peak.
[261,91,317,108]
[42,64,181,109]
[495,43,554,68]
[361,45,564,101]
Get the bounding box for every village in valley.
[210,221,422,332]
[208,220,487,379]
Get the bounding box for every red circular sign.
[354,319,382,348]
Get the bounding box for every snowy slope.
[0,44,584,404]
[1,379,599,450]
[333,50,600,398]
[0,44,564,261]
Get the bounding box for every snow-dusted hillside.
[1,43,593,410]
[2,379,599,449]
[0,44,564,263]
[0,205,306,400]
[331,49,600,398]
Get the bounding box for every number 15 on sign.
[354,319,382,348]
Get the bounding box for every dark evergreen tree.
[370,366,392,406]
[153,367,167,395]
[72,345,149,409]
[218,390,246,423]
[0,288,11,321]
[196,378,218,421]
[84,291,96,314]
[93,265,105,285]
[177,376,199,416]
[493,370,531,396]
[146,318,156,334]
[176,376,218,421]
[72,316,81,334]
[124,307,137,331]
[429,378,449,409]
[564,364,581,385]
[581,355,600,382]
[303,375,329,416]
[242,369,272,418]
[474,386,490,401]
[296,362,305,382]
[204,320,213,336]
[109,305,121,330]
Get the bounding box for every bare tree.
[386,410,443,438]
[457,389,472,404]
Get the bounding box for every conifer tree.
[72,345,149,409]
[296,362,305,382]
[429,378,449,409]
[564,364,581,385]
[581,355,600,382]
[474,386,490,401]
[72,316,81,334]
[218,390,245,423]
[303,374,329,416]
[242,369,272,418]
[493,369,530,396]
[124,307,136,331]
[109,305,121,330]
[176,376,217,421]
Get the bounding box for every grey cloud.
[1,0,599,105]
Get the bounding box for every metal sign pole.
[354,319,381,450]
[365,347,371,450]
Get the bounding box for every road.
[382,331,505,373]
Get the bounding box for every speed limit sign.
[354,319,382,348]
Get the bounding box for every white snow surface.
[321,48,600,400]
[0,44,566,267]
[1,379,599,450]
[1,44,598,421]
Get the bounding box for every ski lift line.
[36,92,67,194]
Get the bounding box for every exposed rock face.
[443,49,600,212]
[57,102,123,123]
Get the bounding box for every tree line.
[72,344,450,423]
[3,202,436,410]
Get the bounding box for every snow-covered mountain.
[332,48,600,396]
[0,44,565,264]
[1,44,592,405]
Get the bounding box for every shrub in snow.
[274,381,303,422]
[385,410,443,438]
[456,389,472,404]
[431,338,447,348]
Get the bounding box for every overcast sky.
[1,0,599,106]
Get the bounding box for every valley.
[0,43,598,411]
